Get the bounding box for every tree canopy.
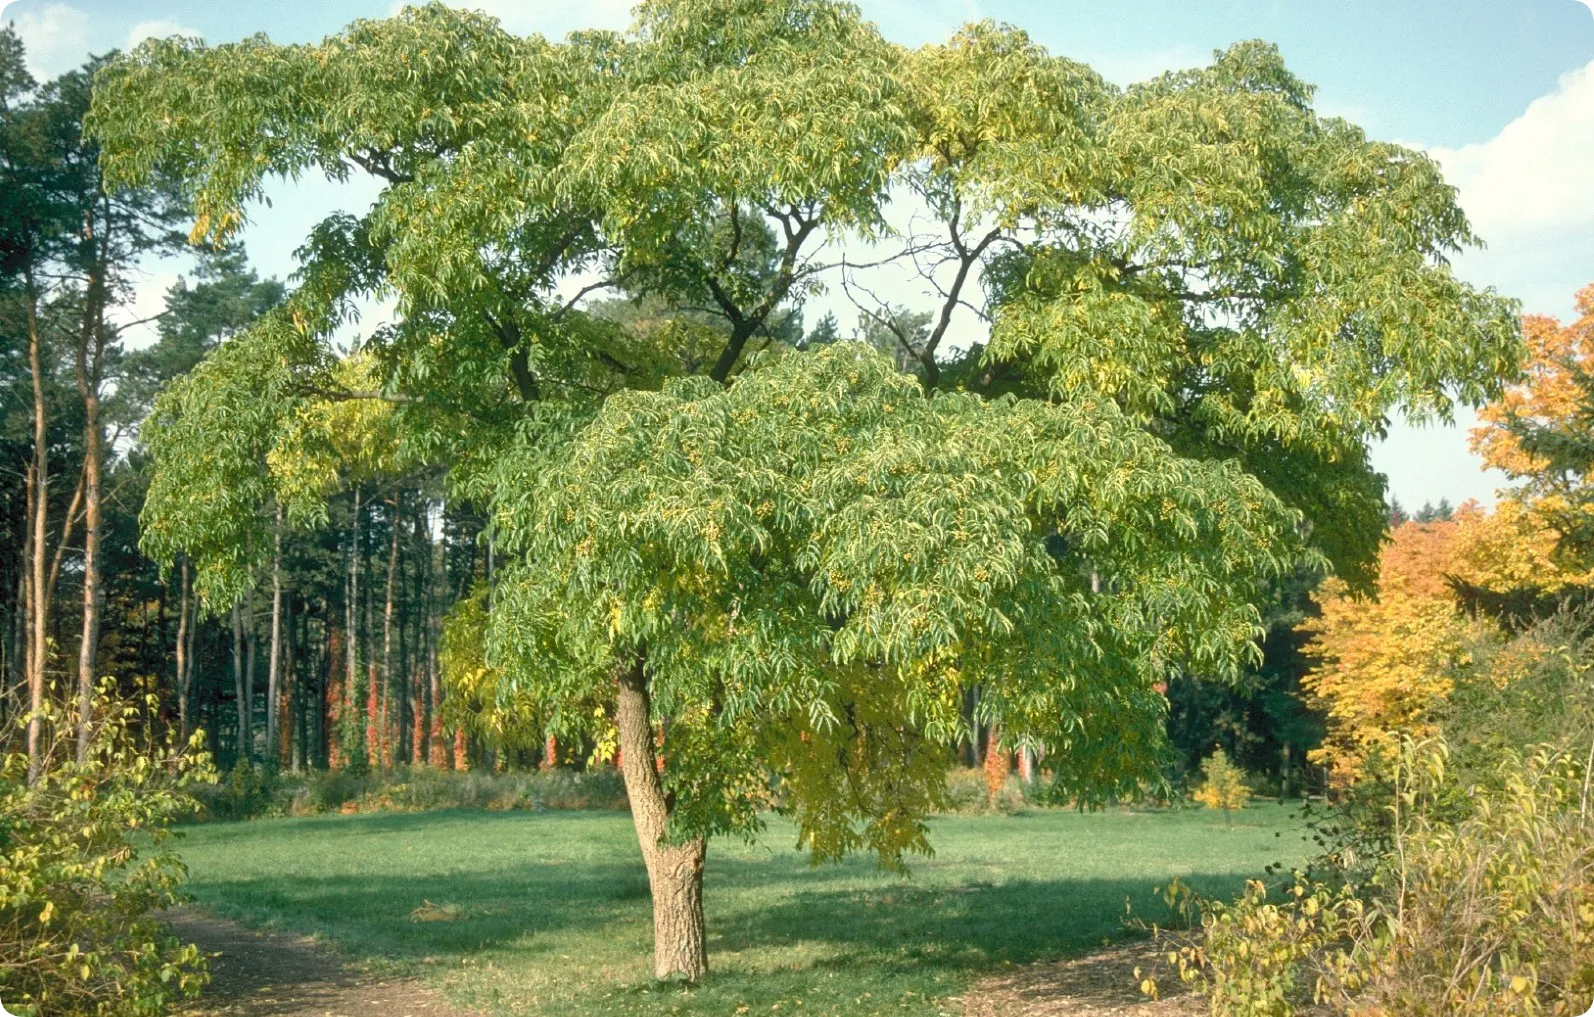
[86,0,1525,980]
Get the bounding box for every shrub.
[1150,737,1594,1016]
[0,687,213,1016]
[202,757,280,820]
[941,767,1029,813]
[1192,747,1252,826]
[192,763,632,820]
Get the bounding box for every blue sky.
[6,0,1594,510]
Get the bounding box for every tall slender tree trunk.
[175,559,192,739]
[282,590,296,768]
[346,486,362,764]
[1279,741,1292,804]
[383,496,399,771]
[410,503,429,763]
[245,587,257,760]
[425,509,441,766]
[231,599,247,763]
[185,574,199,735]
[73,227,108,762]
[25,279,48,782]
[983,725,1009,804]
[267,504,283,767]
[615,654,707,982]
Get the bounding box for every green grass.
[174,804,1307,1017]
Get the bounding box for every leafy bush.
[1146,612,1594,1016]
[203,757,280,820]
[1152,738,1594,1016]
[193,764,630,820]
[198,763,1066,821]
[1192,747,1252,825]
[0,687,213,1016]
[941,767,1030,813]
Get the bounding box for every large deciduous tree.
[89,0,1521,979]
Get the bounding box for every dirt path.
[165,909,481,1017]
[959,943,1203,1017]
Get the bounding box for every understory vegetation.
[0,691,212,1016]
[1149,612,1594,1016]
[199,763,1059,821]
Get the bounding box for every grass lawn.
[173,804,1306,1017]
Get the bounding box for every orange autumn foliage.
[1471,285,1594,483]
[1303,497,1594,786]
[1302,519,1480,785]
[1469,285,1594,573]
[983,728,1009,805]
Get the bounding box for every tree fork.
[615,655,708,982]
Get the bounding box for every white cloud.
[4,1,89,80]
[1374,58,1594,508]
[1422,57,1594,322]
[1431,58,1594,238]
[124,19,201,51]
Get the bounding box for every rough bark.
[347,486,362,763]
[245,588,257,759]
[983,725,1009,804]
[615,656,708,982]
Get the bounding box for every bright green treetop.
[487,344,1303,859]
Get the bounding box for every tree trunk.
[263,504,282,766]
[1279,741,1292,804]
[425,516,441,767]
[185,572,199,737]
[175,559,192,739]
[284,592,296,769]
[615,656,707,982]
[73,234,108,762]
[245,587,258,761]
[232,600,247,762]
[984,725,1009,804]
[410,503,429,763]
[383,496,399,771]
[347,486,362,765]
[25,279,48,782]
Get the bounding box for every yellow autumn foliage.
[1302,519,1478,786]
[1303,489,1594,787]
[1471,285,1594,480]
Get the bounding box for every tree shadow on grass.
[709,867,1257,972]
[185,851,652,961]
